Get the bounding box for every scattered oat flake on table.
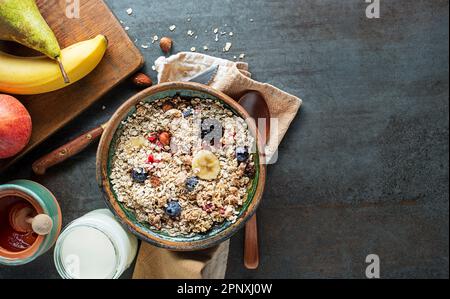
[151,65,156,71]
[124,26,129,31]
[229,32,234,36]
[169,25,176,31]
[215,34,219,42]
[223,42,232,52]
[126,8,133,15]
[213,28,219,34]
[203,45,209,51]
[187,17,191,22]
[250,18,254,22]
[141,44,149,49]
[151,35,159,43]
[187,30,194,36]
[239,53,246,59]
[190,47,196,52]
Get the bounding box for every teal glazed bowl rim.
[0,179,62,265]
[96,82,266,251]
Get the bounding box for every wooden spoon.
[32,123,108,175]
[9,203,53,235]
[238,91,271,270]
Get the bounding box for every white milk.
[54,209,138,279]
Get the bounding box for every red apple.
[0,94,32,159]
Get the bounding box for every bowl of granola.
[96,82,266,250]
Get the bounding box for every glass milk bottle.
[54,209,138,279]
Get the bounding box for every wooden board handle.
[32,126,105,175]
[244,214,259,269]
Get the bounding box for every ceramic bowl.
[96,82,266,251]
[0,180,62,265]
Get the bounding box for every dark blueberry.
[236,146,249,162]
[165,201,182,218]
[183,107,193,117]
[131,168,148,183]
[185,177,199,191]
[201,118,223,146]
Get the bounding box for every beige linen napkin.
[155,52,303,160]
[133,52,302,279]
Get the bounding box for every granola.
[110,97,256,236]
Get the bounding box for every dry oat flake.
[110,97,256,236]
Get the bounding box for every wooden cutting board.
[0,0,144,172]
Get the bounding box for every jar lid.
[54,225,119,279]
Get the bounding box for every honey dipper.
[8,203,53,236]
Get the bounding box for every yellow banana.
[0,35,108,95]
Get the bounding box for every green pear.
[0,0,61,58]
[0,0,69,82]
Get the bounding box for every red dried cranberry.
[203,203,214,213]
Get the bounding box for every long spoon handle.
[244,214,259,269]
[32,124,107,175]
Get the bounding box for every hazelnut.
[159,132,171,146]
[150,176,161,187]
[160,37,173,53]
[162,102,174,112]
[132,72,152,88]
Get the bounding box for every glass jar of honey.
[0,180,62,266]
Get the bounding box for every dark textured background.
[0,0,448,279]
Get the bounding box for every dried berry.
[148,134,157,143]
[185,177,199,191]
[244,163,256,178]
[131,168,148,183]
[236,146,249,162]
[166,201,182,218]
[203,203,214,213]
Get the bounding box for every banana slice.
[192,150,221,180]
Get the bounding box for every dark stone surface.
[0,0,448,278]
